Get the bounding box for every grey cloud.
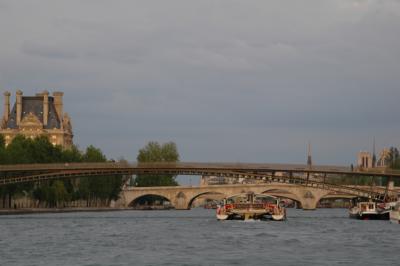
[21,42,78,60]
[1,0,400,165]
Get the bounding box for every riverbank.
[0,207,132,216]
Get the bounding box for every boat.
[390,201,400,224]
[216,192,286,221]
[348,200,391,220]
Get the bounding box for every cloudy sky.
[0,0,399,165]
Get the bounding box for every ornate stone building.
[376,148,391,168]
[0,90,73,148]
[357,148,391,169]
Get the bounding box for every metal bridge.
[1,162,399,201]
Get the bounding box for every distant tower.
[372,137,376,168]
[307,142,312,168]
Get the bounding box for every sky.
[0,0,399,166]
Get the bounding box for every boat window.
[369,204,374,209]
[255,195,277,204]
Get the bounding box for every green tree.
[5,135,35,164]
[61,145,83,162]
[79,145,123,206]
[0,134,5,164]
[388,147,400,186]
[135,141,179,186]
[387,147,400,169]
[0,134,124,209]
[83,145,107,162]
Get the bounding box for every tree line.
[0,135,124,208]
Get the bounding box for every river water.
[0,208,399,266]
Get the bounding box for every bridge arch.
[317,194,360,208]
[262,188,300,201]
[262,188,302,208]
[127,193,174,208]
[187,191,227,209]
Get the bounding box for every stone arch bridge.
[122,183,399,210]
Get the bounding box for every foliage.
[390,148,400,186]
[0,135,124,208]
[137,141,179,162]
[387,147,400,169]
[135,141,179,187]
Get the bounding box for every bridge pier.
[173,192,190,210]
[289,188,327,210]
[300,198,318,210]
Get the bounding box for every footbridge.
[1,162,399,203]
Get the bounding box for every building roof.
[6,96,61,129]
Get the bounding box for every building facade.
[376,148,391,168]
[358,151,373,169]
[357,149,391,169]
[0,90,73,148]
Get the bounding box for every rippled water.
[0,208,399,266]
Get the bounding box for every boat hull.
[271,213,286,221]
[349,211,390,220]
[218,212,286,221]
[216,214,229,220]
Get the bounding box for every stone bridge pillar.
[293,188,328,210]
[172,191,190,210]
[300,194,319,210]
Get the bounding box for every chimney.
[53,91,64,120]
[43,90,49,126]
[16,90,23,126]
[3,91,10,122]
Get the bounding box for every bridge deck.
[1,162,400,177]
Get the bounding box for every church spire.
[307,141,312,168]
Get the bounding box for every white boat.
[216,192,286,221]
[390,201,400,224]
[349,200,390,220]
